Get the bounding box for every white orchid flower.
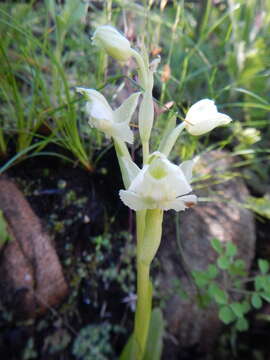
[184,99,232,136]
[92,25,132,62]
[119,152,197,211]
[76,88,140,144]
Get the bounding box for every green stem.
[134,262,152,358]
[134,209,163,359]
[136,210,146,247]
[113,138,133,189]
[142,141,149,164]
[131,49,148,90]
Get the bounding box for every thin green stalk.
[113,138,133,189]
[133,210,147,359]
[131,49,148,90]
[134,261,151,358]
[136,211,146,247]
[142,141,149,164]
[134,208,163,359]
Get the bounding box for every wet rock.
[0,176,68,318]
[158,151,256,358]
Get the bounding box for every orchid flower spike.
[119,152,197,211]
[76,88,140,144]
[92,25,132,62]
[184,99,232,136]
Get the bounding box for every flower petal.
[179,160,194,182]
[77,88,113,120]
[86,101,112,124]
[109,122,134,144]
[164,194,197,211]
[186,99,216,124]
[159,122,185,157]
[121,158,141,185]
[215,113,232,126]
[119,190,150,211]
[77,88,112,111]
[114,92,141,123]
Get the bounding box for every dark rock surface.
[0,176,68,318]
[158,151,256,358]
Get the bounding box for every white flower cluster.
[77,26,232,212]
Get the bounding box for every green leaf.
[119,334,136,360]
[217,256,230,270]
[197,293,212,308]
[206,264,219,279]
[259,276,270,292]
[258,259,269,275]
[208,284,228,305]
[225,242,237,257]
[219,306,236,324]
[261,293,270,302]
[192,271,209,288]
[235,317,249,331]
[251,294,262,309]
[230,302,244,318]
[143,308,164,360]
[255,275,264,291]
[229,259,247,276]
[234,259,246,269]
[211,238,223,254]
[241,301,251,314]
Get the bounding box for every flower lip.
[148,158,168,180]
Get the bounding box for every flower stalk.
[134,209,163,358]
[130,48,148,90]
[77,25,232,360]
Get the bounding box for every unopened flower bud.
[92,25,132,62]
[184,99,232,136]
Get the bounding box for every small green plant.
[72,323,114,360]
[191,238,270,331]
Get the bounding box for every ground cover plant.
[0,1,270,359]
